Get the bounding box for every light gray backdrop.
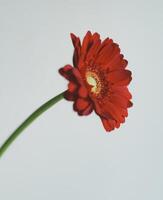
[0,0,163,199]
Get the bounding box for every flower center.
[86,71,101,94]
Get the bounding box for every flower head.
[59,31,132,132]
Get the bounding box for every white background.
[0,0,163,199]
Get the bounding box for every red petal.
[97,44,120,69]
[105,54,128,71]
[64,90,76,101]
[59,65,74,80]
[59,66,87,101]
[71,33,81,49]
[74,98,90,111]
[109,94,129,109]
[86,34,101,63]
[71,68,83,85]
[92,32,100,43]
[98,38,112,53]
[107,69,132,86]
[121,59,128,69]
[70,33,81,67]
[128,101,133,107]
[115,121,120,128]
[95,39,114,64]
[104,102,125,122]
[68,82,78,93]
[78,86,88,98]
[81,31,92,56]
[59,65,83,85]
[95,100,124,123]
[73,97,93,116]
[112,86,132,100]
[86,40,101,63]
[82,104,93,115]
[101,117,116,132]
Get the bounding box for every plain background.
[0,0,163,199]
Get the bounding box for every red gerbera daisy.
[59,31,132,132]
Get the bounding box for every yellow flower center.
[86,71,101,94]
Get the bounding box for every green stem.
[0,91,65,158]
